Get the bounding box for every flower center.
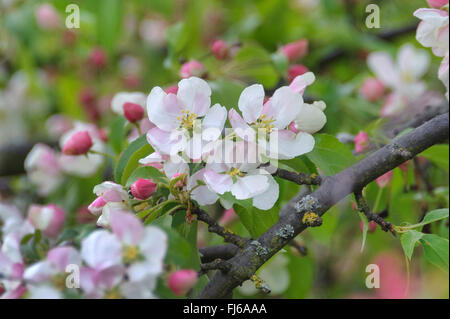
[122,245,140,263]
[227,168,244,177]
[253,114,275,133]
[176,110,198,130]
[51,273,67,290]
[104,287,122,299]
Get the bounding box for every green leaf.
[225,194,278,238]
[306,134,355,175]
[125,166,166,188]
[96,0,123,54]
[231,45,279,88]
[271,52,289,75]
[157,225,194,269]
[419,145,449,172]
[422,209,449,227]
[165,22,190,54]
[420,234,449,272]
[400,230,424,260]
[109,116,127,155]
[358,212,368,253]
[114,135,153,185]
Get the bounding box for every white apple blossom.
[367,44,430,116]
[228,76,315,161]
[289,72,327,134]
[146,77,227,161]
[414,7,449,99]
[23,246,82,298]
[203,141,279,210]
[88,181,130,227]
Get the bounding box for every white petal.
[289,72,315,94]
[367,52,401,89]
[177,77,211,116]
[231,175,269,200]
[146,127,186,155]
[263,86,302,129]
[294,102,327,134]
[238,84,264,123]
[202,104,226,141]
[111,92,146,115]
[252,173,279,210]
[80,230,122,270]
[397,44,430,81]
[203,169,233,195]
[228,109,255,141]
[23,261,56,282]
[272,130,315,159]
[163,156,189,178]
[147,87,181,131]
[188,169,219,205]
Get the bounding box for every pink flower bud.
[360,220,377,233]
[130,178,157,200]
[165,85,178,94]
[88,196,107,216]
[360,78,386,102]
[179,60,205,78]
[426,0,448,8]
[219,208,237,226]
[88,47,108,69]
[288,64,309,83]
[211,40,229,60]
[280,39,309,62]
[62,131,93,155]
[289,122,300,134]
[123,102,145,123]
[354,131,370,153]
[28,204,65,238]
[168,269,198,296]
[376,171,393,188]
[35,3,61,30]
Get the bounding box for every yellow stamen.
[228,168,243,177]
[104,287,122,299]
[177,110,198,129]
[122,245,140,263]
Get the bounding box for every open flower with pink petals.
[367,44,430,116]
[414,7,449,99]
[146,77,226,161]
[88,181,130,226]
[27,204,65,238]
[79,230,125,298]
[23,246,82,298]
[228,76,315,161]
[203,141,279,210]
[289,72,327,135]
[24,144,63,196]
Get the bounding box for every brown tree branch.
[197,112,449,298]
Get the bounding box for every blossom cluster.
[0,203,172,299]
[414,2,449,99]
[85,73,326,227]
